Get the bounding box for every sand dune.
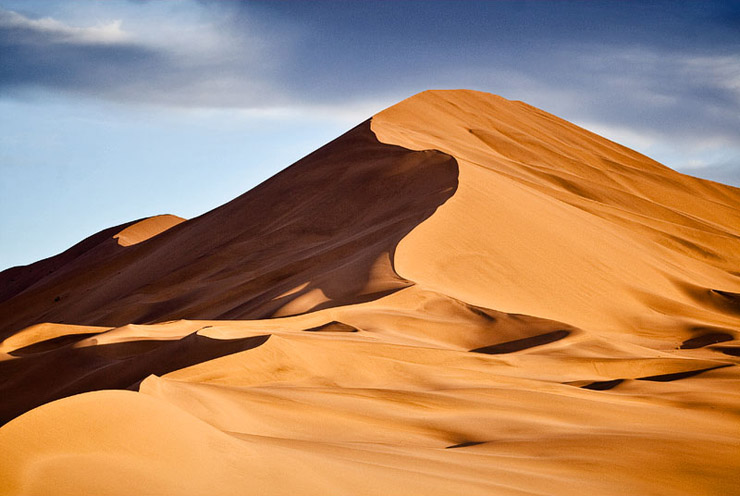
[0,121,457,334]
[374,91,740,336]
[1,90,738,495]
[113,214,185,247]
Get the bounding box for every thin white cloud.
[0,9,129,44]
[0,5,288,109]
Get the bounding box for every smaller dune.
[9,332,100,356]
[0,323,109,355]
[113,214,185,246]
[303,321,359,333]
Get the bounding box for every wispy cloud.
[0,6,285,108]
[0,8,165,96]
[0,9,129,44]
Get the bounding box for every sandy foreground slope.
[1,90,739,495]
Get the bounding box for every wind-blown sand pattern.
[1,90,738,495]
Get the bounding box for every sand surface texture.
[1,90,739,495]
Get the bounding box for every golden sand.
[1,90,738,495]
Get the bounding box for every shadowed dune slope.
[0,215,183,306]
[0,326,269,425]
[1,90,739,495]
[0,121,458,335]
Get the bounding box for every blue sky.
[1,1,739,270]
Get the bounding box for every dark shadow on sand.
[0,333,269,426]
[471,330,570,355]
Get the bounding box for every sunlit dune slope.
[1,90,739,495]
[374,90,740,337]
[1,306,738,496]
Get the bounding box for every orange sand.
[0,90,738,495]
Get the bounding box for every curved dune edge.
[371,90,740,337]
[0,322,109,355]
[0,121,459,335]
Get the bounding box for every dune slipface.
[1,90,739,495]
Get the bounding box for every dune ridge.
[0,90,738,495]
[0,121,457,335]
[0,215,183,307]
[373,90,740,337]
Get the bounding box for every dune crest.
[113,214,185,246]
[373,90,740,337]
[0,121,457,334]
[1,90,738,495]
